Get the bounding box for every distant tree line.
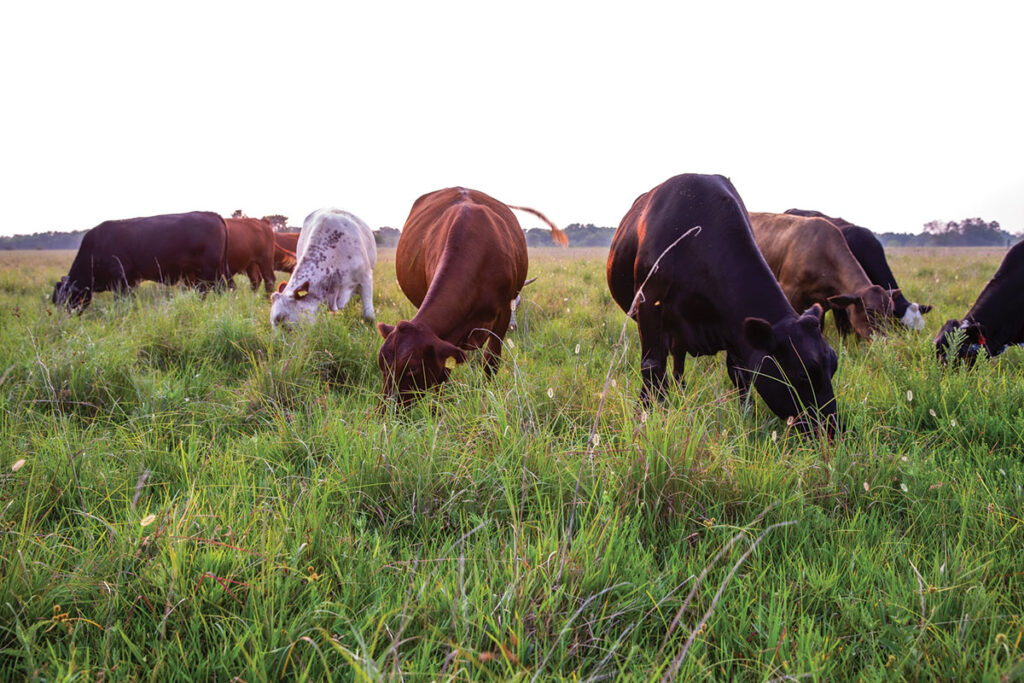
[876,218,1021,247]
[4,217,1019,251]
[0,230,88,250]
[525,223,617,247]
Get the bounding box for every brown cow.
[377,187,567,404]
[273,231,300,273]
[749,212,895,339]
[224,218,276,293]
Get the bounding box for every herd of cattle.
[50,174,1024,435]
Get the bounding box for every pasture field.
[0,246,1022,681]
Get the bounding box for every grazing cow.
[934,241,1024,364]
[224,217,276,293]
[749,212,896,340]
[785,208,932,331]
[273,231,300,272]
[606,174,839,434]
[52,211,228,311]
[377,187,567,404]
[270,209,376,327]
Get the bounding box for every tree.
[231,209,246,219]
[261,214,289,231]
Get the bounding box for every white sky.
[2,1,1021,237]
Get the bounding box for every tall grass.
[0,247,1021,680]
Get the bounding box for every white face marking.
[901,302,926,330]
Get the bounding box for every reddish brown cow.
[749,212,895,339]
[273,231,300,272]
[377,187,567,404]
[224,218,276,293]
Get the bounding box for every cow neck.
[826,251,873,297]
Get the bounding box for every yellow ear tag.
[444,356,458,370]
[294,290,308,299]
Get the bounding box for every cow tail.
[508,205,569,247]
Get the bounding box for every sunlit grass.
[0,246,1021,680]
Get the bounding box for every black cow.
[785,208,932,333]
[52,211,228,311]
[934,241,1024,364]
[607,174,839,434]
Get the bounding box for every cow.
[785,208,932,331]
[934,241,1024,365]
[51,211,228,311]
[224,217,276,293]
[273,231,300,273]
[749,212,896,340]
[606,174,839,434]
[377,187,567,405]
[269,209,376,327]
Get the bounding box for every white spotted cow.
[270,208,376,327]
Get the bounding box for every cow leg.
[330,287,354,312]
[359,271,375,322]
[482,310,512,377]
[246,263,262,291]
[832,308,853,337]
[636,301,669,404]
[260,254,276,294]
[670,336,687,389]
[725,352,751,400]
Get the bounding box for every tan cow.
[749,212,895,339]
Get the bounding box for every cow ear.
[276,281,288,293]
[293,281,310,298]
[377,322,395,339]
[799,303,826,331]
[963,322,985,343]
[437,341,467,368]
[743,317,776,352]
[827,293,859,309]
[888,288,902,298]
[918,304,934,314]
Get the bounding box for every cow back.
[67,211,227,291]
[396,187,528,309]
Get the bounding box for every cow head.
[826,285,895,338]
[269,279,318,327]
[377,320,467,405]
[934,318,985,366]
[900,302,934,331]
[51,276,91,311]
[743,304,840,436]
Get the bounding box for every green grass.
[0,247,1022,681]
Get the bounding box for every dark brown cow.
[607,174,839,434]
[273,231,300,273]
[225,217,276,293]
[749,212,895,340]
[52,211,228,311]
[377,187,567,404]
